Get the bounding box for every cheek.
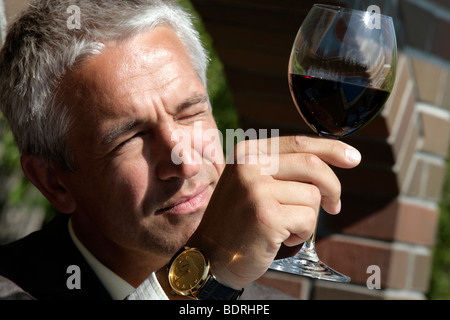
[202,131,224,165]
[98,153,152,209]
[115,159,151,198]
[199,128,225,185]
[191,119,224,166]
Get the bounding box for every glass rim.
[313,3,394,20]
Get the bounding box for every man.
[0,0,361,299]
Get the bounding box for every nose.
[155,124,201,181]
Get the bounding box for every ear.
[20,155,76,214]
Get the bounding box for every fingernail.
[336,199,342,214]
[345,147,361,163]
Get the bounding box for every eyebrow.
[101,119,143,146]
[100,94,209,146]
[175,94,209,114]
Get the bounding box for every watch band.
[197,275,244,300]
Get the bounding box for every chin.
[142,216,202,257]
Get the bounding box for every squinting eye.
[129,131,147,142]
[179,111,204,121]
[118,132,146,149]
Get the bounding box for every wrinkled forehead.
[56,25,207,152]
[59,26,200,118]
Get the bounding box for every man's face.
[59,26,224,260]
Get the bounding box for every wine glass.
[270,4,397,282]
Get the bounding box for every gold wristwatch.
[168,247,243,300]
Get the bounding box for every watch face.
[169,249,209,295]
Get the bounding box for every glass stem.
[296,232,320,263]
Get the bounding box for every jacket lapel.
[0,214,112,300]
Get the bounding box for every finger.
[277,204,317,246]
[272,153,342,214]
[235,135,361,169]
[279,135,361,168]
[269,179,321,211]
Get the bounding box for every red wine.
[289,74,390,138]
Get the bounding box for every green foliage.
[178,0,239,133]
[0,117,53,221]
[428,156,450,300]
[0,122,20,171]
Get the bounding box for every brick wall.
[0,0,448,300]
[191,0,450,299]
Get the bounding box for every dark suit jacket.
[0,215,300,301]
[0,214,112,300]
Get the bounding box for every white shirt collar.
[68,218,135,300]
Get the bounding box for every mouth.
[156,185,210,216]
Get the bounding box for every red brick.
[356,113,390,139]
[396,115,419,189]
[226,69,287,101]
[431,18,450,61]
[216,45,288,75]
[313,282,384,300]
[389,82,416,160]
[441,71,450,111]
[411,250,432,292]
[334,163,399,196]
[204,22,294,55]
[387,244,410,289]
[404,155,447,201]
[315,236,395,287]
[234,94,303,128]
[344,136,395,167]
[429,0,450,10]
[404,156,423,197]
[257,270,310,299]
[399,0,436,53]
[322,192,398,240]
[382,54,412,133]
[315,235,432,292]
[411,57,446,105]
[423,159,447,201]
[395,200,439,246]
[192,0,339,32]
[417,107,450,158]
[323,196,439,246]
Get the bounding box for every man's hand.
[186,135,361,291]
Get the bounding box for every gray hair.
[0,0,209,171]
